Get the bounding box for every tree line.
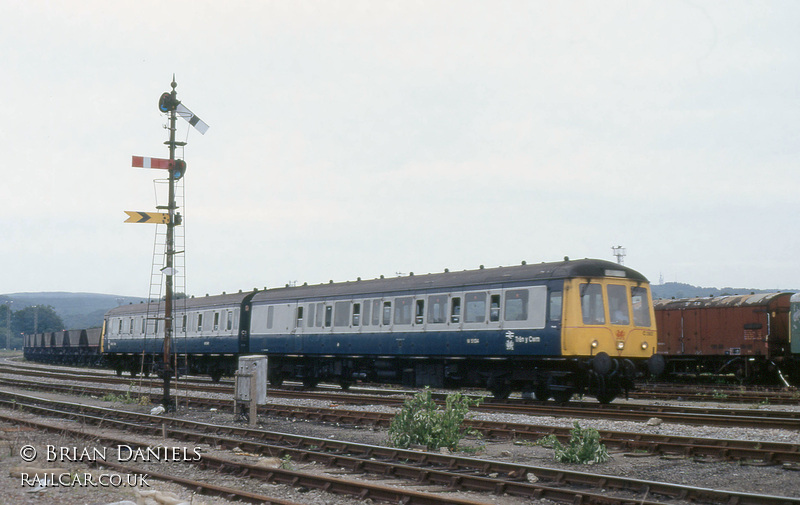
[0,304,64,350]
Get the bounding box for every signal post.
[126,77,207,411]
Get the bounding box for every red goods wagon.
[654,293,792,382]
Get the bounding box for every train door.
[238,299,253,354]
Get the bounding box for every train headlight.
[616,341,625,350]
[641,341,648,350]
[591,340,599,348]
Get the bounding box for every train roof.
[250,258,648,303]
[653,292,793,310]
[106,290,254,317]
[104,259,648,317]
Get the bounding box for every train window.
[363,301,370,326]
[214,312,220,331]
[227,310,233,330]
[465,292,486,323]
[427,295,447,323]
[382,301,392,325]
[415,299,425,324]
[118,319,122,334]
[548,291,562,322]
[197,313,203,331]
[580,284,605,325]
[451,297,461,323]
[267,306,274,329]
[607,285,630,325]
[316,303,324,327]
[307,304,315,327]
[325,305,333,327]
[353,303,361,326]
[296,306,304,327]
[505,289,529,321]
[334,301,350,326]
[490,295,501,322]
[372,300,381,325]
[182,314,188,332]
[631,287,651,327]
[394,297,412,325]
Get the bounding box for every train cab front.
[562,274,662,403]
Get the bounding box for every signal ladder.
[140,176,188,384]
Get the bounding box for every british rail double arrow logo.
[124,211,170,224]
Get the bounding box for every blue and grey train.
[27,258,666,403]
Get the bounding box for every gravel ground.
[0,370,799,504]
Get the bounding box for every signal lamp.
[171,159,187,180]
[616,341,625,350]
[641,341,648,350]
[159,92,180,112]
[591,340,599,348]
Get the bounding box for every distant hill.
[0,292,146,330]
[651,282,796,300]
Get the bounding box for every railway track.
[1,390,798,505]
[2,362,799,431]
[0,375,798,467]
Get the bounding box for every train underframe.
[663,354,796,385]
[96,351,663,404]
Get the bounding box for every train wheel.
[534,385,550,402]
[302,378,319,389]
[339,380,352,391]
[210,370,223,383]
[268,373,284,387]
[595,390,617,404]
[552,390,573,403]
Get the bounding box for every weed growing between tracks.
[388,388,483,451]
[537,421,609,464]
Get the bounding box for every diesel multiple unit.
[25,258,664,403]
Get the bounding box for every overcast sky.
[1,1,798,297]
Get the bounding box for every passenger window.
[580,284,605,325]
[607,284,630,325]
[415,299,425,324]
[182,314,188,332]
[324,305,333,327]
[334,301,349,326]
[267,306,274,329]
[427,295,447,323]
[505,289,529,321]
[465,292,486,323]
[548,291,562,322]
[352,303,361,326]
[382,301,392,325]
[451,297,461,323]
[363,301,370,326]
[490,295,501,322]
[631,287,651,327]
[307,304,315,328]
[226,310,233,330]
[394,297,412,325]
[296,306,303,327]
[214,312,220,331]
[372,300,381,326]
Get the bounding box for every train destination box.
[235,356,267,405]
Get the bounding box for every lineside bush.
[537,421,609,464]
[388,388,482,451]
